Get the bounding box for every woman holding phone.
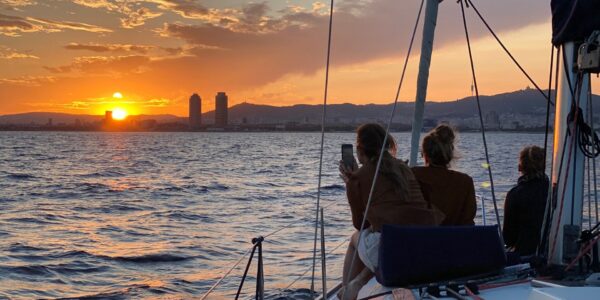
[338,123,443,300]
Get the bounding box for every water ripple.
[0,131,565,299]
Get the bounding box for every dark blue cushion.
[375,225,507,286]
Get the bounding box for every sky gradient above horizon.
[1,0,598,116]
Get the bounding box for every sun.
[112,108,128,120]
[113,92,123,99]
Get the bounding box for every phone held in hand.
[341,144,354,169]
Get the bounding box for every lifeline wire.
[346,0,425,284]
[459,0,501,227]
[310,0,335,293]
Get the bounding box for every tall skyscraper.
[105,111,113,124]
[215,92,228,127]
[189,93,202,129]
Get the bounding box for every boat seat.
[375,225,507,287]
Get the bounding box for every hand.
[339,160,357,183]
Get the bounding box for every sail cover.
[552,0,600,45]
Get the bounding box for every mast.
[409,0,441,167]
[548,42,590,265]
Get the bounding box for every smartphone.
[341,144,355,169]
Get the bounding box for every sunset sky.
[0,0,598,116]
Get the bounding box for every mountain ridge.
[2,89,599,126]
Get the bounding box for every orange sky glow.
[0,0,598,116]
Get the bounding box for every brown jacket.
[346,160,444,232]
[411,166,476,226]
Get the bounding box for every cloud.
[0,0,554,115]
[72,0,162,28]
[65,42,154,54]
[0,46,38,59]
[71,0,118,10]
[0,75,54,86]
[0,0,35,11]
[120,6,163,28]
[152,0,550,89]
[44,55,151,75]
[0,13,111,36]
[58,97,171,110]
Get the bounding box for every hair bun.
[434,124,455,144]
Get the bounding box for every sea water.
[0,132,597,299]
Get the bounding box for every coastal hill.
[2,89,599,129]
[204,89,600,128]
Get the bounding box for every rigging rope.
[286,238,349,290]
[201,201,342,299]
[465,0,553,106]
[459,0,501,227]
[346,0,425,283]
[538,45,561,257]
[591,80,599,224]
[310,0,335,293]
[266,201,341,239]
[544,46,555,167]
[200,245,255,300]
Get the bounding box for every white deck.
[327,278,600,300]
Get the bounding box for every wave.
[80,170,125,178]
[0,261,108,277]
[107,253,192,263]
[321,184,344,190]
[265,288,315,300]
[149,210,211,222]
[5,173,37,180]
[41,249,193,264]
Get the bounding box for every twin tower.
[189,92,228,129]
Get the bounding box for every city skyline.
[0,0,599,116]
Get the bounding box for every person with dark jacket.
[502,145,549,256]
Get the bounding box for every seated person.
[338,123,443,300]
[412,125,476,225]
[502,145,549,256]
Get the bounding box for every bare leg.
[342,231,365,285]
[339,231,366,299]
[343,268,373,300]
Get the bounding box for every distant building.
[189,93,202,129]
[485,110,501,130]
[105,111,113,125]
[215,92,228,127]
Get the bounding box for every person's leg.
[339,231,366,299]
[343,268,373,300]
[342,231,365,285]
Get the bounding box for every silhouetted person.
[412,125,477,225]
[338,123,443,300]
[503,145,549,256]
